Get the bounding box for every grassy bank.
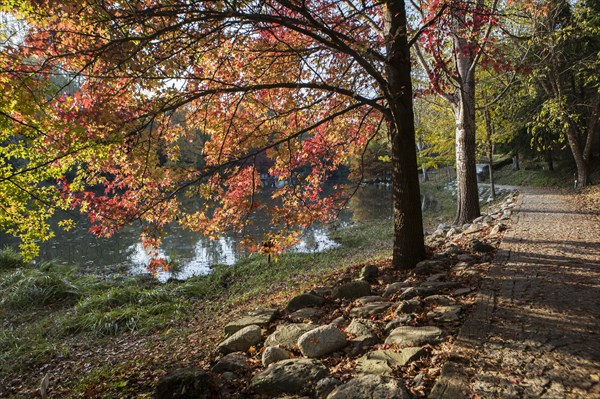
[0,222,397,396]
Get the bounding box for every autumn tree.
[2,0,434,268]
[411,0,503,224]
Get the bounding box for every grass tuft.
[0,247,26,270]
[0,269,80,308]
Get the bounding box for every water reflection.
[0,183,440,281]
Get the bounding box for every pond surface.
[1,184,444,281]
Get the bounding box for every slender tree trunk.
[384,0,425,269]
[417,137,429,182]
[453,51,480,224]
[484,107,495,200]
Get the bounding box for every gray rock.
[251,358,328,395]
[316,377,341,398]
[473,215,485,223]
[298,325,347,358]
[413,260,445,275]
[265,323,317,350]
[385,326,443,346]
[155,367,213,399]
[356,295,384,305]
[384,316,412,333]
[471,239,494,253]
[483,215,494,224]
[395,299,422,314]
[345,319,375,337]
[464,223,485,234]
[349,301,393,318]
[398,286,436,300]
[382,282,410,297]
[262,346,291,367]
[359,265,379,282]
[289,308,324,322]
[453,287,473,296]
[428,305,462,322]
[286,293,325,312]
[327,375,410,399]
[332,280,371,300]
[216,325,262,354]
[502,209,512,219]
[355,357,393,375]
[211,352,249,373]
[356,347,426,375]
[346,319,379,353]
[423,295,456,306]
[224,308,278,336]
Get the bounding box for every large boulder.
[154,368,214,399]
[332,280,371,300]
[286,293,325,312]
[298,325,347,358]
[264,323,317,350]
[223,308,278,336]
[327,375,410,399]
[251,358,328,396]
[216,325,262,354]
[385,326,443,347]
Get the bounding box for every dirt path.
[431,187,600,399]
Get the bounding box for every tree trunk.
[384,0,425,269]
[484,108,495,200]
[453,49,480,224]
[566,118,589,187]
[512,153,520,171]
[417,137,429,182]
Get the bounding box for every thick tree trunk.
[384,0,425,269]
[453,52,480,224]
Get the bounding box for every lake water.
[1,184,443,281]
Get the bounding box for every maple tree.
[411,0,504,224]
[1,0,437,268]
